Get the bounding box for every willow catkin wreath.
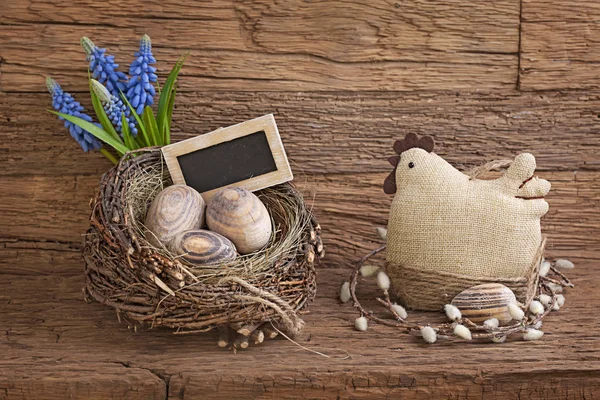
[347,242,573,343]
[83,148,322,349]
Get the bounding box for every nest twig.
[83,148,322,347]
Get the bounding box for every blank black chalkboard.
[177,130,277,193]
[162,114,293,200]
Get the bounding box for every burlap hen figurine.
[384,133,550,310]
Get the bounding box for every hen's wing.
[506,153,536,182]
[494,153,549,217]
[518,176,551,198]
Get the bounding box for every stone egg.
[170,229,237,265]
[451,283,517,324]
[145,185,206,247]
[206,187,272,254]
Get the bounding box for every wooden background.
[1,0,599,398]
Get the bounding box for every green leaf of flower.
[157,53,187,145]
[164,86,177,145]
[121,114,138,150]
[121,92,151,148]
[143,106,160,146]
[51,111,130,155]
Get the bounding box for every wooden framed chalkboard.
[161,114,293,200]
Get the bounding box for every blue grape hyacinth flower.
[91,79,138,136]
[126,34,158,115]
[81,36,128,98]
[46,77,102,152]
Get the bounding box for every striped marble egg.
[451,283,517,324]
[170,230,237,265]
[206,187,272,255]
[145,185,206,247]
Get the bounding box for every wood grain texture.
[0,267,598,399]
[2,91,600,178]
[520,0,600,90]
[0,363,166,400]
[1,0,599,396]
[0,170,597,274]
[0,0,519,92]
[523,0,600,21]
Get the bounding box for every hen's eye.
[408,162,415,169]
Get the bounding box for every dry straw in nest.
[83,148,323,349]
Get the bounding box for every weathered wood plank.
[0,363,166,399]
[523,0,599,22]
[2,0,520,47]
[0,0,520,92]
[0,239,82,276]
[2,91,599,178]
[1,171,598,275]
[0,1,597,397]
[167,367,600,399]
[520,1,600,90]
[0,267,597,398]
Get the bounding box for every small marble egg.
[170,229,237,265]
[206,187,272,254]
[451,283,517,324]
[145,185,206,247]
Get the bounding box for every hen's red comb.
[384,133,435,194]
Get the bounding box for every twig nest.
[451,283,517,324]
[145,185,206,247]
[170,229,237,265]
[84,150,320,341]
[206,187,272,254]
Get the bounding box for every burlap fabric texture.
[384,133,550,310]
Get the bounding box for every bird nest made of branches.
[83,148,322,349]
